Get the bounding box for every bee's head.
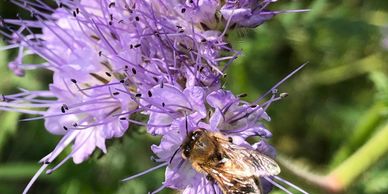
[182,129,205,159]
[182,129,218,161]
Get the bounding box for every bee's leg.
[255,177,264,194]
[206,174,215,182]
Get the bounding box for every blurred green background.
[1,0,387,194]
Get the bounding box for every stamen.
[263,176,293,194]
[22,163,49,194]
[121,162,167,182]
[148,184,166,194]
[273,176,309,194]
[253,62,308,104]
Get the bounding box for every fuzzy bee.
[181,129,281,194]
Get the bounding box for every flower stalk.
[279,122,388,193]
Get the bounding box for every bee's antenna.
[169,145,182,164]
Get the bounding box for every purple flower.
[0,0,309,193]
[220,0,309,28]
[1,0,239,166]
[145,84,207,135]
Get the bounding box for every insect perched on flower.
[181,129,281,194]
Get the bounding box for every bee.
[181,129,281,194]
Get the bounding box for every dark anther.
[110,14,113,21]
[189,0,194,3]
[176,25,182,28]
[125,65,128,69]
[179,29,184,33]
[131,68,137,74]
[70,79,77,83]
[154,31,160,37]
[73,11,76,17]
[199,66,204,72]
[162,102,165,107]
[59,3,63,8]
[113,92,120,95]
[120,117,126,120]
[181,8,186,13]
[109,21,113,25]
[134,44,141,48]
[228,137,233,143]
[250,104,257,108]
[63,104,69,110]
[135,16,140,21]
[148,90,152,97]
[153,77,158,82]
[90,34,101,41]
[63,126,68,130]
[105,72,112,77]
[120,80,125,83]
[201,38,207,42]
[98,51,102,56]
[43,160,51,164]
[160,82,164,88]
[73,123,78,127]
[61,106,66,113]
[76,8,80,14]
[130,44,133,49]
[108,2,115,8]
[110,32,118,40]
[135,93,142,97]
[238,93,247,98]
[200,22,210,31]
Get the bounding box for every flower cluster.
[1,0,307,193]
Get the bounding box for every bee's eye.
[183,147,191,158]
[192,131,202,140]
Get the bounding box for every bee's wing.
[203,164,263,194]
[218,138,281,177]
[245,149,281,177]
[200,136,280,194]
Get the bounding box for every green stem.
[331,102,385,166]
[328,122,388,192]
[279,122,388,193]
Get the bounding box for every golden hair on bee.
[181,129,281,194]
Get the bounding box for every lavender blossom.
[0,0,309,193]
[1,0,239,166]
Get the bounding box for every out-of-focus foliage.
[0,0,387,194]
